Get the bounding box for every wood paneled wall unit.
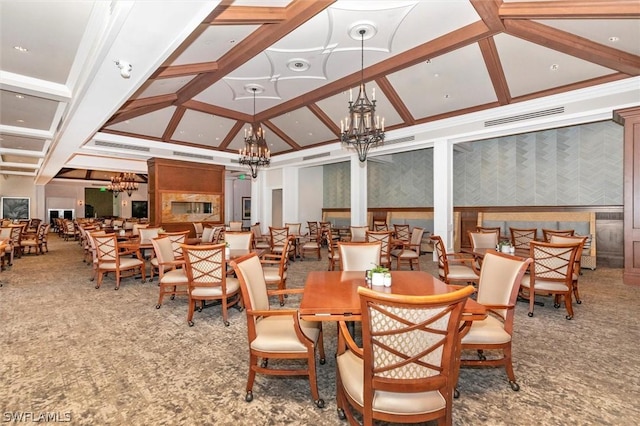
[615,106,640,285]
[147,158,225,235]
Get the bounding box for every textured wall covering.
[323,120,623,208]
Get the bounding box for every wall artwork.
[1,197,30,220]
[242,197,251,220]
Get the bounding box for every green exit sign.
[238,174,246,180]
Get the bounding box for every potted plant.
[369,265,389,287]
[497,240,514,253]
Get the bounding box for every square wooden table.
[299,270,486,322]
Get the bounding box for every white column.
[35,184,46,220]
[281,166,299,224]
[350,155,367,226]
[433,139,454,252]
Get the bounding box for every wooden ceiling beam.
[307,103,340,136]
[219,121,244,151]
[505,19,640,75]
[175,0,335,105]
[478,37,511,105]
[375,76,415,126]
[183,99,252,122]
[470,0,505,31]
[264,121,301,151]
[162,106,186,141]
[105,101,175,127]
[152,62,219,79]
[208,6,287,25]
[500,1,640,19]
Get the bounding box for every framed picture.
[1,197,30,220]
[242,197,251,220]
[131,201,148,219]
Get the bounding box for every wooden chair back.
[509,227,537,249]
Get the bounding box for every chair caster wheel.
[315,399,325,409]
[509,381,520,391]
[527,312,533,317]
[454,388,460,399]
[576,300,582,304]
[95,285,99,289]
[170,295,175,300]
[188,320,194,327]
[554,303,561,309]
[320,358,326,365]
[156,304,161,309]
[337,408,346,420]
[223,320,230,327]
[565,315,573,320]
[279,301,285,306]
[245,391,253,402]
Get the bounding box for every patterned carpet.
[1,235,638,425]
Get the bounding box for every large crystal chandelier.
[107,172,139,197]
[340,26,385,162]
[239,87,271,179]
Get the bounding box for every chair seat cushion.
[252,316,321,353]
[191,278,240,297]
[100,258,143,271]
[461,315,511,345]
[520,275,570,292]
[441,265,478,280]
[337,350,446,415]
[263,267,286,282]
[390,249,418,259]
[161,268,188,284]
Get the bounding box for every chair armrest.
[247,308,298,317]
[267,288,304,297]
[337,321,363,358]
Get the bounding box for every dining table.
[299,270,486,322]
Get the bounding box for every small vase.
[225,247,230,259]
[383,273,392,287]
[371,273,385,286]
[501,245,511,253]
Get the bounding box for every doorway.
[271,189,282,227]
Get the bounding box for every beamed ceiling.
[0,0,639,184]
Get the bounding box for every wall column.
[615,106,640,286]
[350,154,367,226]
[282,166,299,225]
[433,139,454,251]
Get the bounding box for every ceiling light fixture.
[115,60,132,79]
[107,172,139,197]
[340,25,384,162]
[239,87,270,179]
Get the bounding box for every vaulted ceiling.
[1,0,639,185]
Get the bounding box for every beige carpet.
[1,235,639,425]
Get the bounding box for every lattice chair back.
[393,224,410,242]
[509,227,537,249]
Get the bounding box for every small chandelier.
[107,172,139,197]
[239,87,271,179]
[340,27,385,162]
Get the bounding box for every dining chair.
[326,227,341,271]
[300,226,321,261]
[549,234,588,305]
[192,222,204,239]
[372,219,388,231]
[132,222,149,238]
[393,224,410,243]
[349,226,368,243]
[468,230,499,268]
[509,227,537,249]
[150,236,188,309]
[229,253,326,408]
[150,230,190,281]
[260,235,294,306]
[520,240,582,319]
[335,285,475,425]
[390,227,424,270]
[200,226,216,243]
[182,243,241,326]
[460,251,532,392]
[229,221,243,231]
[477,226,502,241]
[269,226,290,256]
[365,230,392,269]
[543,228,575,242]
[224,231,253,250]
[319,221,331,246]
[92,233,146,290]
[430,235,480,286]
[338,241,382,271]
[250,223,271,250]
[285,222,302,236]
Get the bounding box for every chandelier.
[107,172,139,197]
[340,27,385,162]
[239,87,271,179]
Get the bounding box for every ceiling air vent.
[94,140,150,152]
[303,152,331,161]
[173,151,214,161]
[484,107,564,127]
[384,135,415,145]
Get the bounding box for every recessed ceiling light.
[15,94,24,99]
[287,59,310,72]
[608,36,619,42]
[550,64,559,71]
[13,46,28,52]
[433,73,439,78]
[16,119,25,123]
[444,94,450,99]
[308,132,313,136]
[229,39,236,44]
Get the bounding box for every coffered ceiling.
[1,0,639,184]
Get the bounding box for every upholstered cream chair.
[250,223,271,250]
[139,227,160,245]
[336,285,475,425]
[460,251,532,392]
[200,226,216,243]
[390,227,424,270]
[520,240,582,319]
[261,236,294,306]
[549,235,588,305]
[372,219,388,231]
[92,233,146,290]
[285,222,302,236]
[477,226,502,241]
[229,221,243,231]
[301,226,321,261]
[149,230,188,281]
[151,236,188,309]
[468,230,499,269]
[326,227,340,271]
[269,226,289,255]
[224,231,253,250]
[430,235,480,286]
[393,224,411,243]
[365,230,392,269]
[229,253,326,408]
[132,222,149,237]
[182,243,240,327]
[338,241,381,271]
[349,226,368,243]
[543,228,575,242]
